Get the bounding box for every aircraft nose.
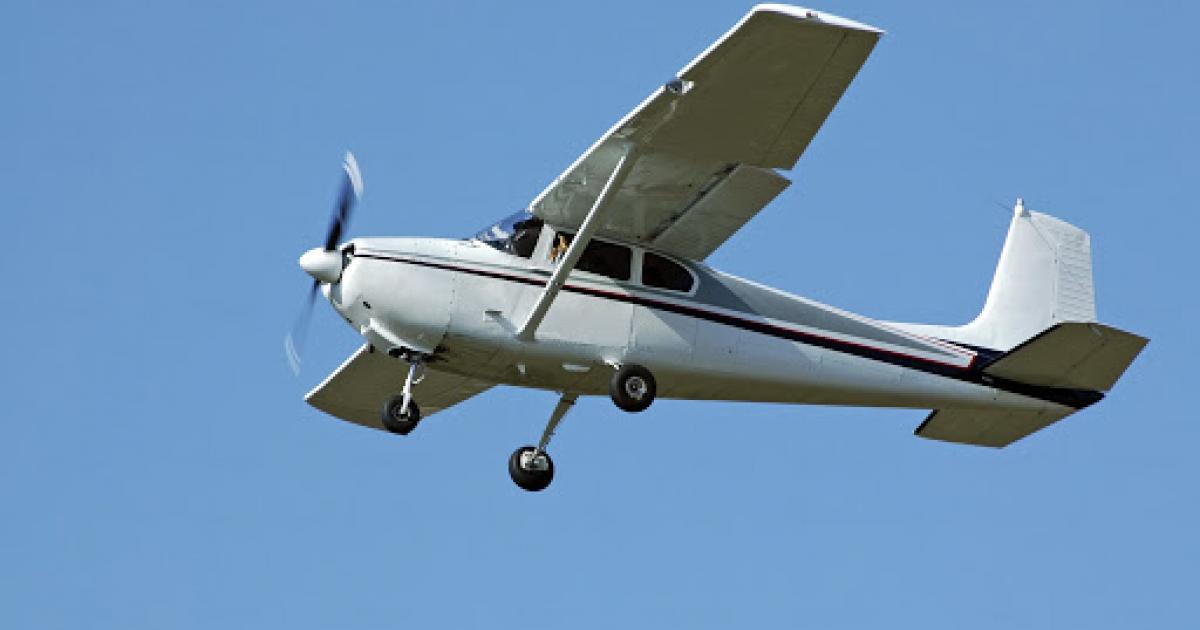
[298,247,343,284]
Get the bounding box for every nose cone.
[298,248,342,284]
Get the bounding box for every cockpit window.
[642,252,694,292]
[550,232,632,281]
[473,210,544,258]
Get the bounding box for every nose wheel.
[382,395,421,434]
[380,355,425,435]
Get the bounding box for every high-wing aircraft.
[287,4,1147,492]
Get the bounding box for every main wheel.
[381,395,421,435]
[610,363,656,412]
[508,446,554,492]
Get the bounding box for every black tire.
[381,395,421,435]
[508,446,554,492]
[609,363,656,412]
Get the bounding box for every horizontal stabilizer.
[983,323,1148,392]
[915,407,1074,448]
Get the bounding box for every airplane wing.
[530,5,882,260]
[305,345,493,432]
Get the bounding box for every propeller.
[286,152,364,374]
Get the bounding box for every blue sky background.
[3,1,1196,627]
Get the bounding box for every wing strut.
[516,145,639,341]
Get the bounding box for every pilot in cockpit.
[549,234,569,263]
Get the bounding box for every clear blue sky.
[3,1,1195,627]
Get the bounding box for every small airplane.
[288,4,1147,492]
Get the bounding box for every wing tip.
[750,4,885,35]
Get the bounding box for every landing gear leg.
[382,356,424,435]
[509,393,577,492]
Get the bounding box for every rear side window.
[550,232,632,281]
[642,252,693,292]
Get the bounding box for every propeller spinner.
[286,152,364,374]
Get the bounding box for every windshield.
[472,210,544,258]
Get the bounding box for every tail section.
[903,198,1151,382]
[894,199,1148,447]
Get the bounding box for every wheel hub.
[624,376,647,400]
[519,450,551,472]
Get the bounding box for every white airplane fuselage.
[325,232,1074,419]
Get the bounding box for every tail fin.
[962,199,1097,350]
[891,199,1100,351]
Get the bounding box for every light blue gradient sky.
[3,1,1195,627]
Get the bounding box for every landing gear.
[610,363,656,412]
[509,393,576,492]
[382,395,421,435]
[509,446,554,492]
[380,355,424,435]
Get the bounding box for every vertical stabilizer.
[888,200,1098,351]
[959,200,1096,350]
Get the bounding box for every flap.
[305,346,494,432]
[651,164,791,260]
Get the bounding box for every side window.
[510,219,541,258]
[642,252,694,292]
[549,232,632,281]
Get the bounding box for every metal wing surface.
[306,346,493,432]
[530,5,881,260]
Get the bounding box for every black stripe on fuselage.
[356,252,1103,410]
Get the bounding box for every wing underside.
[530,5,881,259]
[306,346,493,431]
